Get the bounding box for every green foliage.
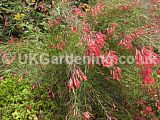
[0,74,37,119]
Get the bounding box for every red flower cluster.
[135,47,159,66]
[135,47,159,84]
[91,2,106,16]
[48,88,54,100]
[100,50,118,67]
[0,77,3,81]
[151,0,160,3]
[71,25,77,33]
[119,23,160,50]
[107,23,118,40]
[81,22,122,81]
[119,28,145,49]
[146,106,152,113]
[8,38,15,44]
[141,67,155,84]
[141,106,154,117]
[68,68,87,92]
[72,5,84,17]
[136,96,160,119]
[48,41,65,50]
[82,22,92,34]
[83,111,90,120]
[83,112,90,120]
[155,101,160,111]
[157,69,160,75]
[95,32,106,48]
[84,32,106,57]
[120,5,128,11]
[110,67,122,81]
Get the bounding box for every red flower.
[140,117,146,120]
[119,28,147,50]
[146,106,152,113]
[155,101,160,111]
[135,49,143,65]
[141,67,155,84]
[143,77,155,84]
[148,88,155,95]
[78,68,87,81]
[59,41,65,49]
[8,39,14,44]
[135,47,158,66]
[85,32,106,57]
[157,69,160,75]
[56,44,59,49]
[82,22,92,33]
[100,51,118,67]
[111,23,118,28]
[83,111,90,120]
[48,89,54,99]
[51,45,55,48]
[100,55,114,67]
[119,35,133,49]
[71,25,77,33]
[68,78,74,92]
[0,77,3,81]
[95,32,106,48]
[139,99,146,105]
[55,41,65,50]
[87,42,101,56]
[141,67,152,78]
[120,5,128,11]
[142,109,147,116]
[74,79,81,89]
[118,40,123,46]
[73,6,83,17]
[81,75,87,81]
[158,104,160,111]
[67,68,87,92]
[107,27,115,40]
[91,3,105,16]
[111,67,122,81]
[152,0,160,3]
[142,47,158,65]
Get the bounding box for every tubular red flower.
[146,106,152,113]
[91,2,106,16]
[74,79,81,89]
[95,32,106,48]
[68,78,74,92]
[100,51,118,67]
[120,5,128,11]
[141,67,155,84]
[142,77,155,84]
[78,68,87,81]
[111,67,122,81]
[157,69,160,75]
[83,111,90,120]
[74,7,83,17]
[135,47,158,66]
[71,25,77,33]
[158,104,160,111]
